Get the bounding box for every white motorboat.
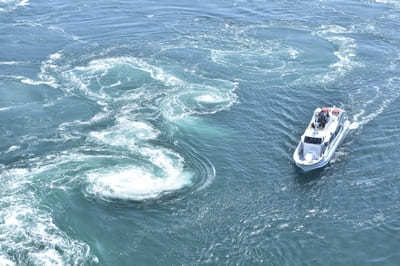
[293,107,350,171]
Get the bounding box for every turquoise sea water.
[1,0,400,264]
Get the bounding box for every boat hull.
[294,120,350,171]
[294,156,330,171]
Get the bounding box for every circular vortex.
[31,20,382,203]
[35,46,233,202]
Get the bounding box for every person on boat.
[318,109,330,128]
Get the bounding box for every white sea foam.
[162,82,238,121]
[85,146,192,201]
[57,56,237,121]
[288,47,299,59]
[6,145,20,153]
[0,61,22,65]
[77,57,184,87]
[39,54,224,200]
[83,108,193,200]
[0,202,93,265]
[314,25,362,83]
[350,78,400,129]
[209,24,301,71]
[86,113,195,200]
[351,97,392,129]
[0,256,15,266]
[90,117,159,148]
[0,0,28,12]
[37,52,63,89]
[109,80,121,87]
[86,162,191,201]
[0,166,96,265]
[61,57,150,100]
[349,122,359,130]
[49,52,62,60]
[329,36,358,72]
[56,112,112,142]
[21,77,55,86]
[195,94,226,103]
[2,74,57,87]
[16,0,28,6]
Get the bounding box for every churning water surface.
[1,0,400,264]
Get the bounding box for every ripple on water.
[35,21,363,203]
[33,49,228,202]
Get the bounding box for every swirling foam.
[313,25,362,83]
[60,56,237,121]
[161,82,238,121]
[89,117,160,149]
[36,52,228,201]
[85,147,192,201]
[0,167,96,265]
[86,115,193,200]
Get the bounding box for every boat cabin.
[300,108,343,161]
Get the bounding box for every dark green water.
[1,0,400,264]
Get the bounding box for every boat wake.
[349,77,400,130]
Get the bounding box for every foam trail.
[351,98,391,129]
[21,77,55,86]
[48,26,80,41]
[350,78,400,129]
[349,122,359,130]
[314,25,362,83]
[1,74,57,87]
[0,61,23,65]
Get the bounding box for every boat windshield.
[304,136,322,144]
